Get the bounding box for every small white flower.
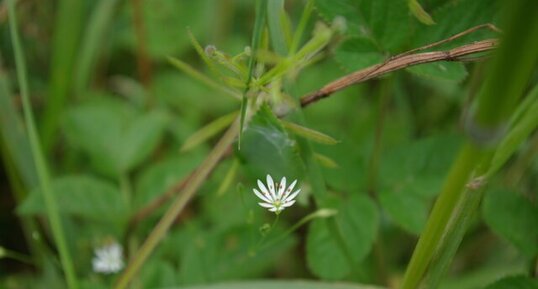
[253,174,301,214]
[92,242,124,274]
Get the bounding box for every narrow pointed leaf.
[281,120,339,145]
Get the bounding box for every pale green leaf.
[281,120,339,145]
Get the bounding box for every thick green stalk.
[114,119,240,289]
[41,0,84,150]
[401,143,484,289]
[7,1,78,288]
[401,1,538,288]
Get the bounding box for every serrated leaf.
[412,0,500,48]
[482,189,538,256]
[334,37,385,72]
[315,0,411,51]
[18,175,128,224]
[306,194,379,280]
[281,120,339,145]
[236,104,304,180]
[63,98,168,176]
[483,275,538,289]
[181,111,238,152]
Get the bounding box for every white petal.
[257,179,272,201]
[253,188,272,203]
[284,189,301,202]
[269,207,279,212]
[266,175,277,200]
[258,202,276,209]
[277,177,286,199]
[281,200,296,208]
[282,179,297,200]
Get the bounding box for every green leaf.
[482,189,538,256]
[177,224,296,285]
[63,97,168,176]
[406,62,468,83]
[314,0,362,36]
[379,135,461,234]
[314,152,339,169]
[483,275,538,289]
[316,0,411,51]
[412,0,500,48]
[334,37,384,72]
[306,194,379,280]
[18,175,128,224]
[181,112,238,152]
[281,119,339,145]
[161,280,386,289]
[134,153,204,211]
[236,104,304,180]
[408,0,435,25]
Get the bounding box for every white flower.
[92,242,124,274]
[253,174,301,214]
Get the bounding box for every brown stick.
[130,0,153,89]
[300,39,498,107]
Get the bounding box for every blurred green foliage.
[0,0,537,289]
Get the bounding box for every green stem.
[260,208,337,251]
[401,143,484,289]
[289,0,314,55]
[239,0,267,149]
[7,1,78,288]
[1,247,34,265]
[114,119,240,289]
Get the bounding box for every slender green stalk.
[289,0,314,55]
[167,57,241,99]
[239,0,267,149]
[114,119,240,289]
[7,1,78,288]
[260,208,337,251]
